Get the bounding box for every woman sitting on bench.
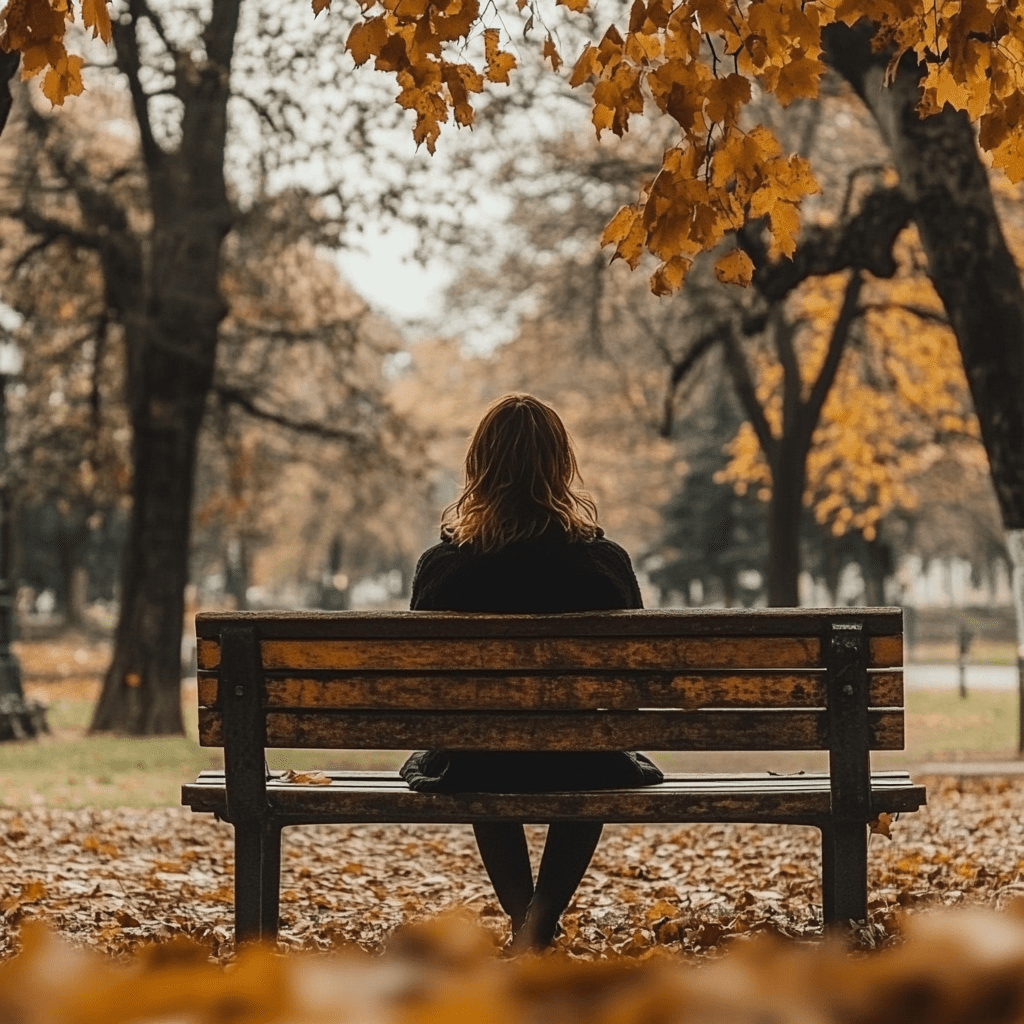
[400,393,663,953]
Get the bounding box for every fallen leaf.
[280,770,332,785]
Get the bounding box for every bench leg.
[820,821,867,927]
[234,821,263,944]
[260,823,282,941]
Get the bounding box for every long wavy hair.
[442,394,602,552]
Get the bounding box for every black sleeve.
[409,543,455,610]
[588,539,643,610]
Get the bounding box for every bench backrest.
[196,608,903,756]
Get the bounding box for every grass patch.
[0,694,406,809]
[903,687,1018,761]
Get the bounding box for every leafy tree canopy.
[6,0,1021,292]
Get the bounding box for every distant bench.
[181,608,926,943]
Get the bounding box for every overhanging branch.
[660,328,727,437]
[740,186,913,302]
[214,384,373,446]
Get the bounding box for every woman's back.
[411,531,642,613]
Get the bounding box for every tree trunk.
[90,389,209,732]
[826,20,1024,742]
[767,444,807,607]
[0,50,19,140]
[226,536,250,611]
[861,536,891,607]
[89,0,241,734]
[828,28,1024,531]
[1009,530,1024,752]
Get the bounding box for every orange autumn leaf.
[41,52,83,105]
[80,0,112,41]
[870,813,894,839]
[280,769,332,785]
[543,34,562,72]
[650,254,691,295]
[483,27,516,84]
[714,248,755,287]
[347,17,389,66]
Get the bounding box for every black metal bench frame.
[182,608,926,943]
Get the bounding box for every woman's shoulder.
[579,536,643,609]
[584,536,636,567]
[410,539,474,609]
[413,539,471,577]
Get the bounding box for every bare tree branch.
[0,50,20,140]
[723,329,777,460]
[771,309,802,441]
[861,301,949,325]
[802,270,864,445]
[213,384,376,446]
[659,328,726,437]
[112,5,166,172]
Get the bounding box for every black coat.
[399,531,664,793]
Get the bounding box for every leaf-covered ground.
[2,776,1022,962]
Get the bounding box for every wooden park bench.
[182,607,926,943]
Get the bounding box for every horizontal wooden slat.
[197,708,903,750]
[259,637,824,671]
[182,769,926,823]
[196,669,903,711]
[197,633,903,673]
[195,607,904,640]
[198,639,219,670]
[870,634,902,667]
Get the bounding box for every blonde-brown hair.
[442,394,602,551]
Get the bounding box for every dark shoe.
[507,899,560,954]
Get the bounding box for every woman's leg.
[472,823,534,934]
[510,821,603,953]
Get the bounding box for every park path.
[904,663,1020,690]
[1,776,1022,961]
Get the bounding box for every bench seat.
[183,768,925,825]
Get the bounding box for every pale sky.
[335,223,453,326]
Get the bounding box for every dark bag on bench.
[400,749,664,793]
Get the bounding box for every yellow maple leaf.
[612,212,647,268]
[600,204,639,247]
[714,248,755,286]
[919,64,971,115]
[650,254,691,295]
[347,17,389,66]
[434,0,479,41]
[19,42,56,78]
[869,812,893,838]
[592,102,614,134]
[768,200,801,259]
[543,35,562,72]
[80,0,111,42]
[41,52,83,106]
[992,131,1024,184]
[394,0,428,17]
[569,44,599,87]
[557,0,588,11]
[704,73,751,125]
[689,0,735,35]
[280,769,332,785]
[770,54,826,106]
[483,27,516,83]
